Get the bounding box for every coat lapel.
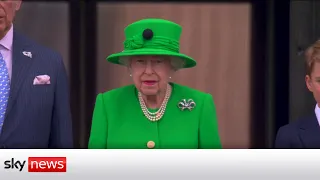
[3,31,34,130]
[298,114,320,148]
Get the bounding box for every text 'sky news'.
[3,157,67,172]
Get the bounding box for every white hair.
[119,56,185,71]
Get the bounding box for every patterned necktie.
[0,52,10,133]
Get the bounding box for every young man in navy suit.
[0,1,73,148]
[275,40,320,148]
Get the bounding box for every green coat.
[88,83,221,149]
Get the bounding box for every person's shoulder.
[274,115,314,148]
[98,84,135,100]
[279,115,313,132]
[276,114,314,141]
[277,121,298,136]
[173,83,211,99]
[14,31,62,59]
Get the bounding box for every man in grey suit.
[0,1,73,148]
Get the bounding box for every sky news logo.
[3,157,67,172]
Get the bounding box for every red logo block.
[28,157,67,172]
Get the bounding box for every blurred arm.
[49,55,73,148]
[199,94,222,149]
[88,94,108,149]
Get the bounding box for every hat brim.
[106,48,196,68]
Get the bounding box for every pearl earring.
[169,76,171,79]
[130,74,132,77]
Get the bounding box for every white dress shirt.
[314,104,320,126]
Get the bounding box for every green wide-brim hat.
[106,18,197,68]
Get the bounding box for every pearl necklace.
[138,84,172,122]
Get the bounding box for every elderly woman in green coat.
[88,18,222,149]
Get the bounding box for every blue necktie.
[0,52,10,133]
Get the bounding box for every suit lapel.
[298,114,320,148]
[4,31,34,121]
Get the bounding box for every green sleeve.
[88,94,108,149]
[199,94,222,149]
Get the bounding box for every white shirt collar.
[314,104,320,126]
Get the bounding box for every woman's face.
[130,55,173,96]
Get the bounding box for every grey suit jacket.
[0,30,73,148]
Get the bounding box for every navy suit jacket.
[275,113,320,148]
[0,30,73,148]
